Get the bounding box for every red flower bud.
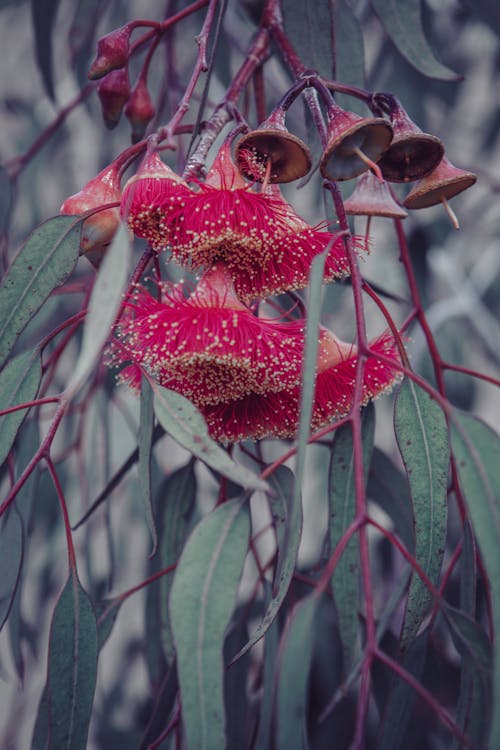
[124,77,156,143]
[88,24,132,80]
[97,68,131,130]
[60,164,122,267]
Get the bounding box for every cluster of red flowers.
[101,141,401,443]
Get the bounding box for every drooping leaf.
[282,0,334,79]
[370,0,459,80]
[66,223,130,393]
[68,0,104,86]
[0,215,81,370]
[394,378,449,650]
[30,0,61,100]
[0,349,41,467]
[332,0,367,115]
[443,603,492,674]
[232,465,301,663]
[151,382,267,492]
[139,377,157,555]
[329,402,375,673]
[94,598,122,651]
[159,460,197,664]
[450,411,500,749]
[169,499,249,750]
[0,163,12,233]
[254,583,280,750]
[0,508,23,630]
[31,685,49,750]
[367,447,414,553]
[46,572,98,750]
[224,616,251,750]
[275,594,318,750]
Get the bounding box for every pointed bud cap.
[320,103,393,182]
[403,156,477,210]
[124,76,156,143]
[98,68,131,129]
[88,24,132,80]
[234,109,312,183]
[343,171,408,219]
[60,164,121,266]
[376,102,444,182]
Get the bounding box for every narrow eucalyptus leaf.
[0,163,12,233]
[94,598,122,651]
[0,215,81,369]
[282,0,334,78]
[170,499,249,750]
[0,509,24,631]
[30,0,61,100]
[46,572,98,750]
[450,411,500,749]
[394,378,449,650]
[333,0,366,114]
[275,594,318,750]
[367,448,414,553]
[371,0,459,80]
[139,377,157,554]
[0,349,41,467]
[233,465,301,662]
[152,382,267,492]
[329,402,374,673]
[66,223,130,393]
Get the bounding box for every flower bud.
[60,164,122,267]
[88,25,132,80]
[97,68,131,130]
[124,77,156,143]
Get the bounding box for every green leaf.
[443,603,492,674]
[170,498,249,750]
[329,402,374,673]
[275,594,318,750]
[139,378,157,555]
[371,0,459,80]
[232,465,302,662]
[0,163,12,233]
[0,509,23,630]
[450,412,500,749]
[66,223,130,393]
[0,215,81,370]
[31,686,49,750]
[0,349,41,467]
[332,0,367,115]
[94,598,122,651]
[394,378,449,650]
[46,572,98,750]
[282,0,334,78]
[30,0,61,100]
[367,447,414,553]
[151,382,267,492]
[159,460,197,664]
[254,583,280,750]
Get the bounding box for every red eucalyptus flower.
[201,329,401,443]
[161,143,352,301]
[121,150,191,250]
[112,264,305,405]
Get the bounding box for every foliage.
[1,1,499,749]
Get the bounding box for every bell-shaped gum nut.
[124,77,156,143]
[97,68,131,130]
[88,25,132,80]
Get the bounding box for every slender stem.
[46,456,77,571]
[0,396,60,418]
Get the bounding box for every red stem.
[46,456,77,571]
[0,396,60,418]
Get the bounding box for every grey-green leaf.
[66,223,130,393]
[333,0,367,115]
[0,164,12,233]
[31,0,61,100]
[329,402,374,673]
[275,594,318,750]
[0,348,41,467]
[152,382,267,492]
[232,465,301,663]
[159,460,197,664]
[450,411,500,748]
[47,572,98,750]
[282,0,334,78]
[371,0,459,80]
[394,378,449,650]
[170,499,249,750]
[139,377,157,555]
[0,215,81,370]
[0,509,23,630]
